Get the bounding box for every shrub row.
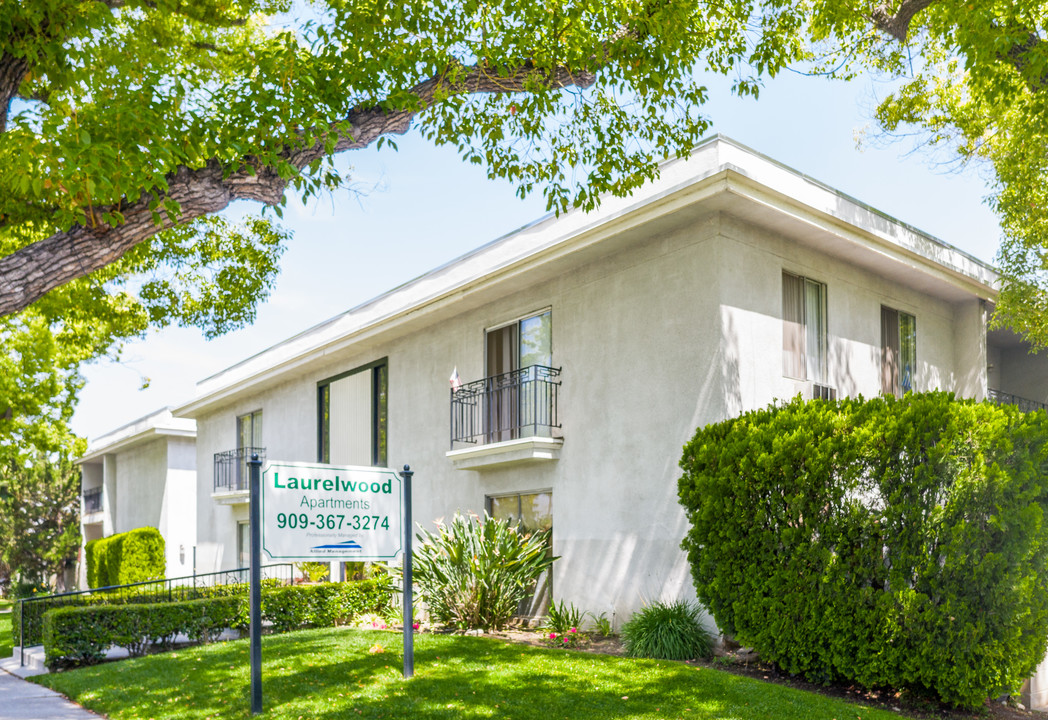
[86,527,165,589]
[13,579,281,648]
[43,597,246,669]
[41,578,394,669]
[678,392,1048,708]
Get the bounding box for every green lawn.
[34,627,908,720]
[0,611,10,658]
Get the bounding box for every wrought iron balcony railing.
[214,447,266,493]
[82,487,103,514]
[987,389,1048,414]
[450,365,562,448]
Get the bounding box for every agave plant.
[413,513,556,631]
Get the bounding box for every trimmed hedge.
[43,597,247,669]
[84,539,104,589]
[678,392,1048,708]
[42,578,394,669]
[14,579,283,648]
[87,527,165,589]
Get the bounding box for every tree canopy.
[3,1,1048,343]
[0,0,734,318]
[0,1,1046,447]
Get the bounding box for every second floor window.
[881,306,916,397]
[318,361,388,467]
[237,410,262,451]
[485,310,552,443]
[782,272,827,383]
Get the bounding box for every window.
[782,272,827,382]
[485,310,552,442]
[237,410,263,451]
[318,360,388,466]
[487,491,552,617]
[237,521,250,569]
[881,306,916,397]
[232,410,263,489]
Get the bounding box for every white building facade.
[167,137,1048,703]
[78,408,198,585]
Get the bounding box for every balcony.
[448,365,563,470]
[213,447,266,504]
[82,487,103,515]
[987,389,1048,414]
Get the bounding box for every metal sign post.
[245,458,414,702]
[249,453,263,715]
[400,465,414,679]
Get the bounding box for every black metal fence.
[450,365,561,447]
[987,389,1048,414]
[16,563,294,659]
[214,447,266,493]
[82,487,103,514]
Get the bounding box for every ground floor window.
[237,521,250,569]
[486,490,552,618]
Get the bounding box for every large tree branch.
[0,52,29,134]
[0,62,595,317]
[870,1,1048,92]
[869,0,938,42]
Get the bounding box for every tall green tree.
[784,0,1048,344]
[0,0,742,588]
[0,443,84,594]
[0,0,738,317]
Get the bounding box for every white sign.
[261,461,402,561]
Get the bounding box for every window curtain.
[782,273,806,379]
[804,279,826,383]
[881,306,900,396]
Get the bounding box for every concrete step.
[3,628,243,677]
[2,646,46,678]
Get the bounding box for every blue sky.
[71,69,1003,441]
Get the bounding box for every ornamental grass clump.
[413,512,555,631]
[621,600,713,661]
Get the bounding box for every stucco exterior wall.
[190,211,995,626]
[162,437,198,578]
[997,345,1048,404]
[114,440,166,534]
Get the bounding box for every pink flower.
[380,623,387,629]
[569,627,577,634]
[412,622,420,631]
[562,637,569,643]
[549,632,557,640]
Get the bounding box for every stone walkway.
[0,670,102,719]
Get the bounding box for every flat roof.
[79,407,196,463]
[174,135,999,417]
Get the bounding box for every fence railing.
[214,447,266,493]
[987,389,1048,414]
[16,563,294,663]
[82,487,103,514]
[450,365,561,448]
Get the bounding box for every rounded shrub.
[678,392,1048,708]
[621,600,713,661]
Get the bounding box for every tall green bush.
[413,513,556,631]
[84,538,103,589]
[108,528,165,585]
[678,392,1048,708]
[85,527,165,589]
